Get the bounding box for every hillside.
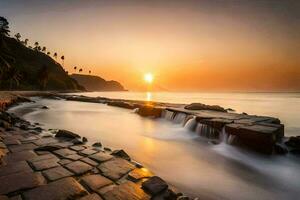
[0,36,84,91]
[70,74,126,91]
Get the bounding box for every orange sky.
[1,0,300,91]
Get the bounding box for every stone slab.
[23,177,87,200]
[65,161,93,175]
[0,161,32,177]
[53,148,77,157]
[81,174,112,191]
[79,193,103,200]
[80,157,98,167]
[97,158,135,181]
[42,166,74,181]
[89,152,113,163]
[128,168,153,182]
[0,172,45,195]
[70,145,86,151]
[30,158,59,171]
[4,151,37,163]
[102,181,150,200]
[79,149,97,156]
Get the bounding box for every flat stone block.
[65,161,93,175]
[0,161,32,177]
[80,157,98,167]
[2,138,20,146]
[102,181,150,200]
[70,145,86,151]
[8,143,37,153]
[79,149,97,156]
[4,151,37,163]
[23,177,87,200]
[97,158,135,181]
[89,152,113,163]
[81,174,112,191]
[53,148,77,157]
[65,153,83,161]
[58,159,72,165]
[30,158,59,171]
[0,172,45,195]
[78,193,103,200]
[28,153,58,163]
[128,168,153,182]
[42,166,73,181]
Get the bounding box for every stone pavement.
[0,112,188,200]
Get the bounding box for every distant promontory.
[70,74,126,91]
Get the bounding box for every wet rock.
[80,157,98,167]
[55,129,80,139]
[20,124,29,130]
[65,161,93,175]
[107,101,135,109]
[184,103,226,112]
[274,143,288,154]
[82,137,88,143]
[285,136,300,148]
[0,172,45,195]
[72,138,84,145]
[137,106,163,118]
[177,196,190,200]
[142,176,168,195]
[0,121,11,129]
[0,161,32,177]
[4,151,37,163]
[30,158,59,171]
[89,152,113,163]
[92,142,102,147]
[97,158,135,181]
[23,177,87,200]
[70,145,86,151]
[104,147,112,152]
[80,149,97,156]
[65,153,84,161]
[152,189,178,200]
[128,168,153,182]
[80,174,112,191]
[58,159,73,165]
[41,106,49,109]
[111,149,131,161]
[42,166,74,181]
[54,148,77,157]
[35,144,62,152]
[102,181,150,200]
[8,143,37,153]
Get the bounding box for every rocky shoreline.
[0,93,192,200]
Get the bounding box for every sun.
[144,73,154,84]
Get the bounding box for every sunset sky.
[1,0,299,91]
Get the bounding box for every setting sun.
[144,73,154,84]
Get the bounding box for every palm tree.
[79,68,83,73]
[24,39,29,46]
[47,52,50,55]
[14,33,21,41]
[61,55,65,66]
[74,66,77,73]
[42,46,46,52]
[89,70,91,74]
[37,46,41,51]
[53,52,57,60]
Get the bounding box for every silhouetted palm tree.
[79,68,83,73]
[47,52,50,55]
[14,33,21,41]
[34,42,39,50]
[74,66,77,72]
[42,46,46,52]
[24,39,29,46]
[61,55,65,66]
[53,52,57,60]
[89,70,91,74]
[37,46,41,51]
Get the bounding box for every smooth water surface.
[9,96,300,200]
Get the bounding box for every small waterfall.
[219,127,237,144]
[173,113,187,125]
[184,116,197,131]
[195,123,219,139]
[163,110,174,121]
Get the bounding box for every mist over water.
[9,92,300,200]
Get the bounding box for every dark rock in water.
[274,143,288,154]
[92,142,102,147]
[111,149,131,161]
[137,106,163,118]
[225,123,284,154]
[285,136,300,148]
[55,130,81,139]
[107,101,135,109]
[226,108,235,112]
[184,103,226,112]
[208,140,219,145]
[0,120,11,129]
[41,106,49,109]
[242,112,248,115]
[104,147,112,152]
[82,137,88,143]
[142,176,168,195]
[32,127,43,132]
[177,196,190,200]
[71,138,84,145]
[152,189,178,200]
[20,124,29,130]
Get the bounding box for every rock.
[29,158,59,171]
[79,193,103,200]
[53,148,77,157]
[137,106,163,118]
[42,166,74,181]
[82,137,88,143]
[89,152,113,163]
[111,149,131,161]
[102,181,150,200]
[80,149,97,156]
[177,196,190,200]
[8,143,37,153]
[285,136,300,148]
[65,161,93,175]
[4,151,37,163]
[80,157,98,167]
[70,145,86,151]
[184,103,226,112]
[55,129,80,139]
[80,174,113,191]
[142,176,168,195]
[0,172,45,195]
[107,101,135,109]
[58,159,73,165]
[274,143,288,154]
[0,161,32,177]
[20,124,29,130]
[23,177,87,200]
[152,189,178,200]
[35,145,62,152]
[97,158,135,181]
[92,142,102,147]
[65,153,84,161]
[104,147,112,151]
[0,120,11,129]
[225,123,284,154]
[41,106,49,109]
[128,168,153,182]
[72,138,84,145]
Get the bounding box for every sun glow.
[144,73,154,84]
